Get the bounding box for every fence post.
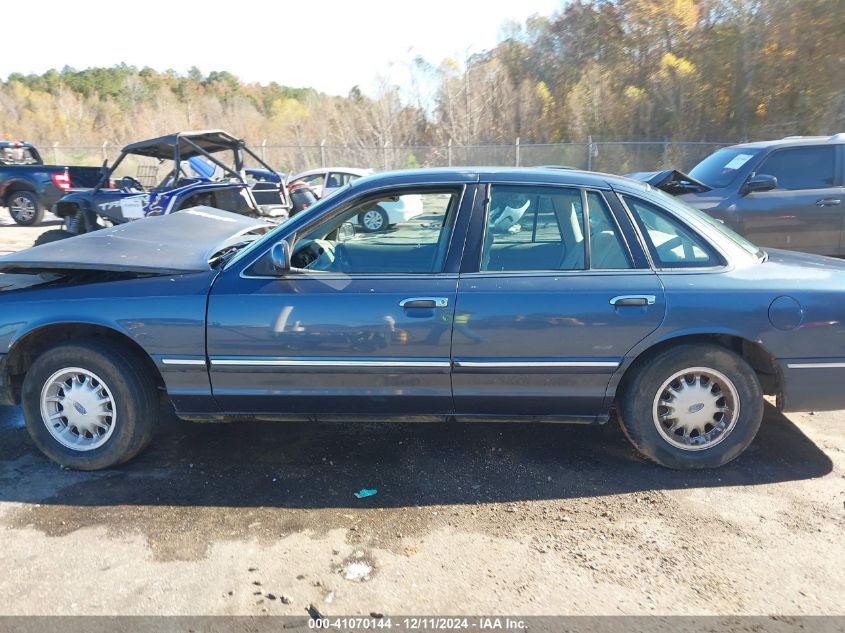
[447,138,452,167]
[102,141,108,162]
[383,142,389,171]
[515,137,520,167]
[260,139,267,162]
[320,139,326,167]
[52,142,58,165]
[586,136,593,171]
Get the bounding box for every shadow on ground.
[0,402,831,510]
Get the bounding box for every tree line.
[0,0,841,167]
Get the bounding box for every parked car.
[629,133,845,257]
[290,167,372,198]
[1,167,845,471]
[42,130,291,245]
[0,140,103,226]
[288,167,422,231]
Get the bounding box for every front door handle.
[816,198,842,207]
[399,297,449,309]
[610,295,656,307]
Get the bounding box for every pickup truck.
[0,141,103,226]
[629,133,845,257]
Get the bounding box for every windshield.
[650,188,764,260]
[224,183,353,270]
[688,147,761,188]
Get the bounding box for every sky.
[2,0,562,96]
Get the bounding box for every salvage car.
[43,130,290,244]
[0,140,103,226]
[629,133,845,257]
[1,167,845,471]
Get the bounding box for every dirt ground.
[0,209,843,616]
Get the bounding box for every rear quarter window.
[624,196,721,268]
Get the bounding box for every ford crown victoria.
[0,168,843,471]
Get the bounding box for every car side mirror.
[743,173,777,195]
[270,240,291,274]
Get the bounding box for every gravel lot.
[0,209,843,616]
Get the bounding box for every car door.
[206,184,475,416]
[451,183,665,420]
[735,145,844,256]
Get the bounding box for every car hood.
[626,169,711,195]
[0,206,272,275]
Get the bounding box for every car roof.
[121,129,243,159]
[724,132,845,151]
[347,166,652,193]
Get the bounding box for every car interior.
[482,187,631,271]
[291,192,457,274]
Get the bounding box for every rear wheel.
[617,344,763,469]
[359,207,388,232]
[21,340,159,470]
[8,191,44,226]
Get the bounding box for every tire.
[8,191,44,226]
[33,229,76,246]
[21,339,159,470]
[359,207,389,232]
[617,343,763,469]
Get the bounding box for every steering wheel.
[118,176,145,192]
[291,240,337,271]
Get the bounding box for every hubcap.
[362,210,384,231]
[10,195,35,222]
[40,368,116,452]
[652,367,740,451]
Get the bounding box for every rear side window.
[756,146,836,190]
[624,196,719,268]
[481,185,584,271]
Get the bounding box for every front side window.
[265,189,459,275]
[624,196,719,268]
[756,146,836,190]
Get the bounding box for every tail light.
[50,171,71,191]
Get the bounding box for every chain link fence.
[38,140,729,177]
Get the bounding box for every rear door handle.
[399,297,449,309]
[610,295,655,307]
[816,198,842,207]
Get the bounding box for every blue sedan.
[0,168,843,471]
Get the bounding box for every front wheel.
[21,340,159,470]
[617,344,763,469]
[8,191,44,226]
